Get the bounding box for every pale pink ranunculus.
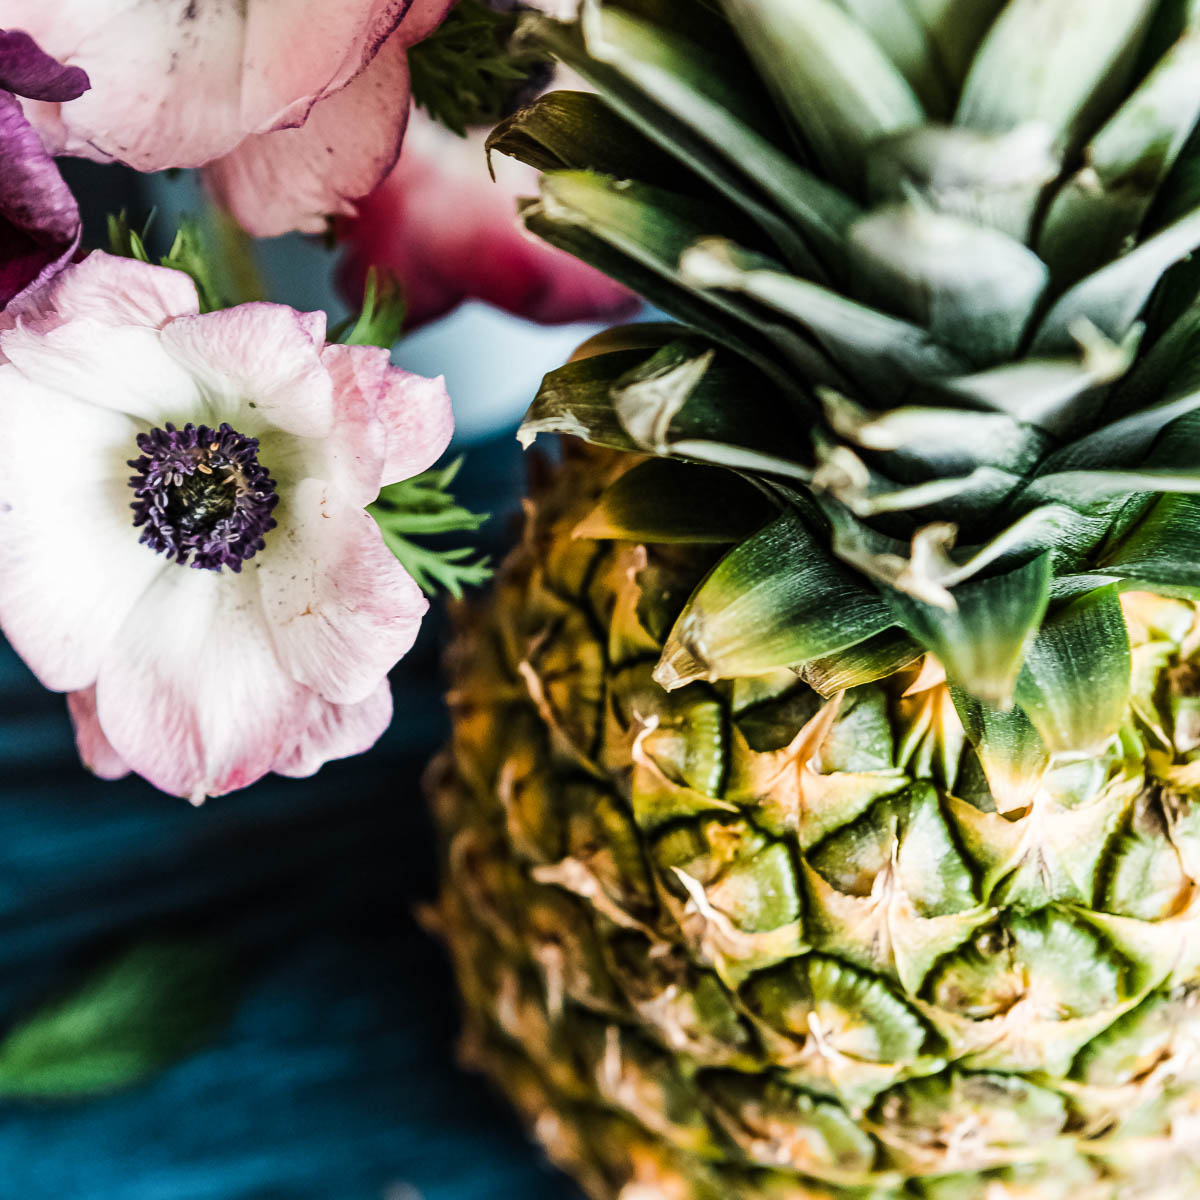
[337,107,638,329]
[0,252,453,801]
[0,0,453,236]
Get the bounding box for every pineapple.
[430,1,1200,1196]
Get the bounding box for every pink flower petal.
[259,477,426,705]
[375,362,454,486]
[66,687,130,781]
[0,371,161,691]
[6,0,253,168]
[94,566,308,803]
[205,31,412,237]
[0,250,199,342]
[338,110,639,328]
[313,342,390,506]
[158,304,334,439]
[272,678,393,778]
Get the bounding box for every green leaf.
[847,205,1048,366]
[520,346,664,452]
[409,0,549,136]
[487,89,688,187]
[0,942,235,1100]
[654,509,895,690]
[1098,493,1200,595]
[955,0,1160,150]
[1012,585,1131,755]
[336,268,407,349]
[830,0,953,116]
[575,459,773,543]
[107,213,222,313]
[886,553,1053,707]
[951,688,1049,815]
[574,4,860,277]
[679,237,964,399]
[369,457,491,600]
[524,171,834,389]
[608,339,810,474]
[719,0,925,193]
[941,322,1141,436]
[799,626,923,696]
[1032,204,1200,352]
[1036,22,1200,283]
[908,0,1007,87]
[866,123,1060,242]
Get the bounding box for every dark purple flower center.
[128,423,278,572]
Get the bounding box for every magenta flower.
[0,29,88,308]
[3,0,452,236]
[337,109,637,329]
[0,253,453,801]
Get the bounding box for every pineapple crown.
[495,0,1200,762]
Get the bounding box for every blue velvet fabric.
[0,429,578,1200]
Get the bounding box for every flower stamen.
[128,422,278,572]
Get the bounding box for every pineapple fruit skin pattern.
[429,0,1200,1194]
[431,450,1200,1200]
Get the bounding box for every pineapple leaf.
[1037,23,1200,283]
[719,0,925,194]
[847,205,1049,366]
[680,236,966,397]
[886,552,1053,707]
[1032,204,1200,352]
[1012,585,1131,755]
[955,0,1159,150]
[654,510,895,690]
[574,3,859,276]
[575,459,773,544]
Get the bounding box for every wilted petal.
[259,477,427,705]
[338,110,638,328]
[0,28,89,101]
[95,567,307,803]
[205,33,413,237]
[67,686,130,781]
[272,678,393,778]
[0,93,80,310]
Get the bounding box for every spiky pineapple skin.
[431,446,1200,1200]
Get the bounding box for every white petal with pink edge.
[67,687,131,781]
[94,566,308,803]
[259,477,427,705]
[0,371,162,691]
[374,364,454,486]
[158,305,334,439]
[272,678,394,778]
[0,251,200,342]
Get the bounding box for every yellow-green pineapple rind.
[431,449,1200,1200]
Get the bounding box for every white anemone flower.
[0,252,453,801]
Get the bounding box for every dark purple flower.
[0,29,89,310]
